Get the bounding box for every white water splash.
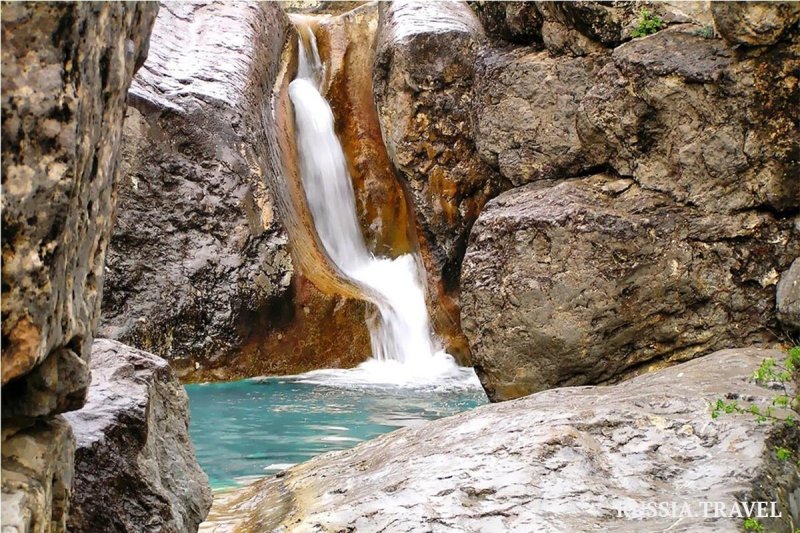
[288,24,478,389]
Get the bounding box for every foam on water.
[288,22,478,389]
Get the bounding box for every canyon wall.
[1,3,158,529]
[455,1,800,401]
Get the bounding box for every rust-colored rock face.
[374,1,500,283]
[293,5,472,362]
[177,275,371,383]
[315,4,414,258]
[371,1,506,362]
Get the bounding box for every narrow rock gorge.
[99,2,373,382]
[2,1,799,532]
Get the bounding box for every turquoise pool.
[185,374,488,489]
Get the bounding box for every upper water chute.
[287,21,473,386]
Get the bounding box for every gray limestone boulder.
[98,1,294,374]
[472,47,608,186]
[65,339,212,533]
[460,175,797,401]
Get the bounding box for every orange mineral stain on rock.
[177,275,371,383]
[1,316,42,385]
[316,4,414,258]
[313,5,473,364]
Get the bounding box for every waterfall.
[288,23,474,387]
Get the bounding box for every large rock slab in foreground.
[202,348,799,532]
[461,175,797,401]
[65,339,211,532]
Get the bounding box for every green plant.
[711,347,800,428]
[775,447,792,461]
[694,24,715,39]
[631,8,664,38]
[743,517,765,532]
[711,347,800,533]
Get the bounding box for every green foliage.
[711,347,800,429]
[693,24,714,39]
[743,518,765,532]
[711,349,800,533]
[631,9,664,38]
[775,447,792,461]
[711,346,800,488]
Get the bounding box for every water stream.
[187,23,487,493]
[288,23,476,387]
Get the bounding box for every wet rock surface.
[461,175,798,401]
[201,348,799,533]
[65,339,211,533]
[373,0,505,298]
[100,1,372,380]
[315,3,414,257]
[777,258,800,334]
[1,0,157,417]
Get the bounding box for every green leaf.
[775,447,792,461]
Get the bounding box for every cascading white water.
[288,24,476,387]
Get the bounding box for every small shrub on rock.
[631,8,664,38]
